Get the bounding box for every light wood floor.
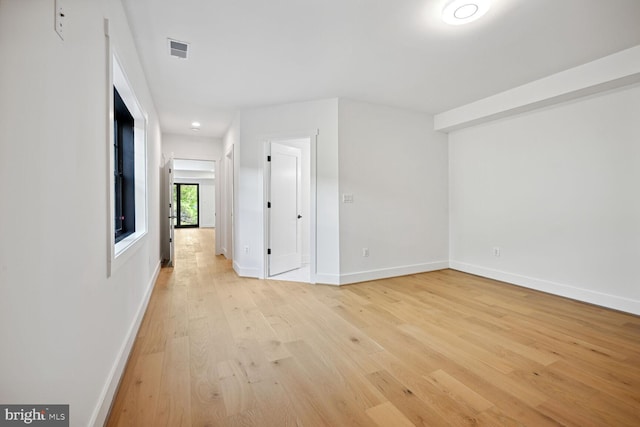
[106,228,640,426]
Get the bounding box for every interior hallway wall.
[0,1,163,425]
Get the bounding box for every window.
[108,52,148,276]
[113,88,135,242]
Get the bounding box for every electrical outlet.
[343,194,354,203]
[362,248,369,257]
[493,247,501,257]
[244,246,249,254]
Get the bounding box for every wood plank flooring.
[106,228,640,426]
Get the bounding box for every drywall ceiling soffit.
[121,0,640,137]
[173,159,215,172]
[435,45,640,132]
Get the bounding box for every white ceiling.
[122,0,640,138]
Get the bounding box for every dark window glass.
[114,88,135,243]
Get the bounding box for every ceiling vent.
[168,38,189,59]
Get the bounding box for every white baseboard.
[90,261,161,427]
[314,273,341,286]
[233,261,261,278]
[450,261,640,315]
[339,261,450,286]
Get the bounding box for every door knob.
[297,215,302,219]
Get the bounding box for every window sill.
[108,229,147,277]
[115,230,146,258]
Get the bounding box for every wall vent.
[168,38,189,59]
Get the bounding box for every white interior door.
[268,143,302,276]
[167,158,175,267]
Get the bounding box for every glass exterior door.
[173,183,199,228]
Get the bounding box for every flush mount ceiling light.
[190,121,201,131]
[442,0,490,25]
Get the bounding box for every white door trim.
[214,156,222,255]
[167,157,175,266]
[225,146,234,261]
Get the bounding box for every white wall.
[218,114,240,258]
[449,85,640,314]
[338,100,449,283]
[199,180,215,227]
[162,132,223,161]
[235,99,340,282]
[231,98,449,285]
[0,0,162,426]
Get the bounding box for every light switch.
[55,0,65,40]
[342,194,354,203]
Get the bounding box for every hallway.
[106,229,640,426]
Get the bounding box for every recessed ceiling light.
[442,0,490,25]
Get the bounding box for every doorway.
[164,158,216,267]
[173,183,199,228]
[268,142,302,276]
[264,134,316,283]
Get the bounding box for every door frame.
[262,130,318,283]
[215,157,222,255]
[167,157,175,267]
[221,145,234,261]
